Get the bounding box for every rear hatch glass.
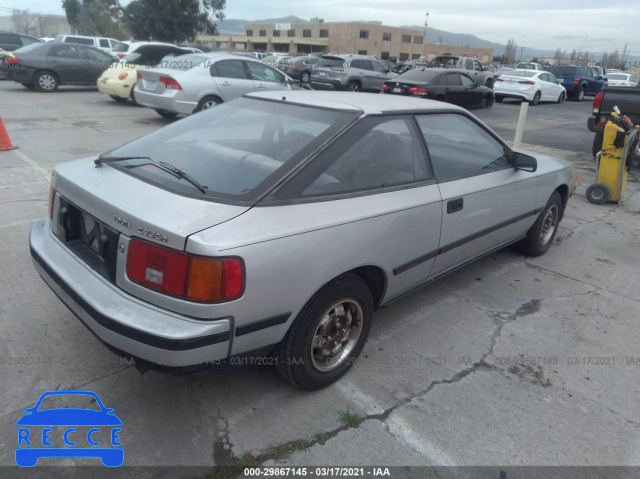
[316,57,345,69]
[549,66,577,77]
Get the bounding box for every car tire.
[592,131,604,158]
[573,87,585,102]
[21,82,36,90]
[585,183,611,205]
[482,94,493,109]
[495,96,504,103]
[34,71,58,92]
[110,95,128,102]
[275,274,373,390]
[517,192,562,257]
[195,95,222,112]
[347,81,361,92]
[531,91,541,106]
[155,109,178,119]
[557,91,565,104]
[301,71,310,83]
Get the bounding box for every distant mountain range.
[216,16,640,64]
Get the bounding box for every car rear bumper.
[133,89,195,115]
[29,219,231,367]
[310,79,342,91]
[494,91,532,101]
[97,77,132,99]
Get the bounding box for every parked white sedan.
[494,69,566,105]
[605,72,639,87]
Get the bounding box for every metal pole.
[513,101,529,149]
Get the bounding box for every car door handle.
[255,84,266,90]
[219,81,231,86]
[447,198,464,214]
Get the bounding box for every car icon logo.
[16,390,123,467]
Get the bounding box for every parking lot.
[1,80,639,478]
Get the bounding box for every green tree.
[62,0,128,38]
[123,0,225,43]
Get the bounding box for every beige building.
[198,21,494,63]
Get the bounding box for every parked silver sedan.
[30,91,577,390]
[134,52,294,118]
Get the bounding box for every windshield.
[105,98,357,203]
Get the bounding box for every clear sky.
[1,0,638,56]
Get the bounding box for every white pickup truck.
[428,55,496,88]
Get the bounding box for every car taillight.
[518,80,535,85]
[126,238,243,302]
[495,78,504,82]
[6,57,20,65]
[159,76,182,90]
[381,84,388,91]
[137,72,142,81]
[573,77,580,84]
[118,72,128,80]
[592,91,604,115]
[117,53,126,58]
[408,87,427,95]
[330,66,344,72]
[48,184,56,220]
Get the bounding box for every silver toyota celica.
[30,91,577,390]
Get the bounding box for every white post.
[513,101,529,149]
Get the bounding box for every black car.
[0,32,42,52]
[278,55,318,83]
[547,64,606,101]
[382,68,494,109]
[5,42,115,92]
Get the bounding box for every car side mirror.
[475,82,481,88]
[514,152,537,172]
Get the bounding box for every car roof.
[245,90,467,115]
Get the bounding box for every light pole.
[424,12,429,43]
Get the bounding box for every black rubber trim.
[393,250,439,276]
[439,208,542,255]
[393,208,542,275]
[235,313,291,337]
[30,246,230,351]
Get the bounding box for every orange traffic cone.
[0,117,18,151]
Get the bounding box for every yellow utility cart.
[587,108,639,205]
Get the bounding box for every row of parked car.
[4,35,631,117]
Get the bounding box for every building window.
[358,50,367,55]
[401,34,411,43]
[273,30,280,37]
[303,29,311,38]
[319,29,329,38]
[414,36,423,44]
[382,32,391,41]
[381,51,390,59]
[259,29,266,37]
[412,53,420,60]
[359,30,369,39]
[246,29,253,37]
[399,53,409,61]
[288,29,296,37]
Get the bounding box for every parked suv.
[427,55,495,88]
[0,32,41,52]
[279,55,318,83]
[548,64,606,101]
[310,54,397,92]
[54,34,120,53]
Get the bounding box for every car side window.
[416,114,510,181]
[99,39,109,47]
[211,60,249,80]
[0,33,20,46]
[373,61,388,73]
[446,73,462,86]
[279,117,432,198]
[465,59,474,69]
[473,60,483,71]
[247,62,284,83]
[460,74,475,87]
[20,35,40,46]
[49,45,79,59]
[80,48,112,62]
[361,60,374,71]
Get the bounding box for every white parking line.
[13,150,51,181]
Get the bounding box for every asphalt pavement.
[0,82,638,479]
